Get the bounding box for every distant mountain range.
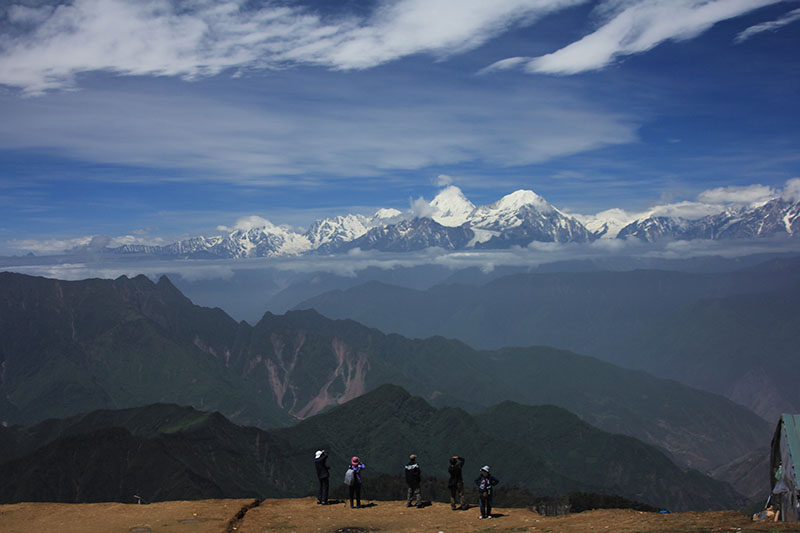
[0,386,747,511]
[0,271,769,480]
[69,187,799,259]
[294,256,800,422]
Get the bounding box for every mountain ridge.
[0,271,771,477]
[51,187,800,259]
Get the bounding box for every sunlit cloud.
[0,0,585,95]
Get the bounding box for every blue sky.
[1,0,799,255]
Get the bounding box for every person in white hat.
[474,465,500,519]
[314,449,329,505]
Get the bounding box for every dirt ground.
[3,498,800,533]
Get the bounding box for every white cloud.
[486,0,781,75]
[7,232,165,254]
[0,79,638,180]
[478,56,529,75]
[782,178,800,203]
[435,174,454,187]
[0,0,585,95]
[646,200,725,219]
[736,7,800,42]
[231,215,278,232]
[8,236,93,253]
[8,235,800,286]
[409,196,437,218]
[617,178,796,223]
[696,183,776,204]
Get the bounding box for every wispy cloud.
[0,79,638,180]
[736,7,800,42]
[484,0,781,75]
[0,0,585,95]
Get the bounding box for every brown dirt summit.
[2,497,800,533]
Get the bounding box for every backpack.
[344,467,354,486]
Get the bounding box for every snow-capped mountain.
[102,186,800,259]
[469,190,595,246]
[214,225,312,258]
[430,185,476,227]
[305,214,371,251]
[616,216,693,242]
[339,217,474,252]
[112,223,310,258]
[574,208,634,239]
[617,198,800,242]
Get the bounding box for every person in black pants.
[474,465,500,519]
[314,450,329,505]
[348,456,366,508]
[448,455,466,510]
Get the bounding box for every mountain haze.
[0,272,770,477]
[296,257,800,420]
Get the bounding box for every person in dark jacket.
[474,465,500,519]
[448,455,466,510]
[314,450,329,505]
[348,456,366,508]
[405,454,422,507]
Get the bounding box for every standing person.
[448,455,466,510]
[405,454,422,507]
[314,450,329,505]
[474,465,500,519]
[348,456,366,508]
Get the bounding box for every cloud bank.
[0,79,638,180]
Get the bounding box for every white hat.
[315,450,323,459]
[481,465,490,472]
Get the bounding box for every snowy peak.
[493,189,553,213]
[221,224,311,257]
[102,186,800,259]
[470,189,556,229]
[430,186,476,227]
[373,208,403,222]
[576,209,634,239]
[305,214,370,249]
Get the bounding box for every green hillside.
[0,387,745,511]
